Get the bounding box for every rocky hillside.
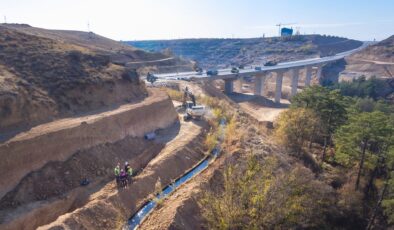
[127,35,362,68]
[0,24,190,133]
[351,35,394,62]
[341,35,394,79]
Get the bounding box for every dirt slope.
[2,23,192,66]
[341,35,394,79]
[38,119,208,230]
[0,89,179,230]
[0,24,148,133]
[139,110,286,230]
[0,89,176,200]
[0,24,193,133]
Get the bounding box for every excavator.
[182,87,196,108]
[182,87,205,120]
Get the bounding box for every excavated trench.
[36,117,208,229]
[0,136,165,230]
[125,119,226,230]
[0,89,179,230]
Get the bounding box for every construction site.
[1,1,394,228]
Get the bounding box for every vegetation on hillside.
[277,85,394,228]
[328,76,393,101]
[200,82,394,229]
[200,156,335,229]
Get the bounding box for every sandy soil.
[228,93,289,122]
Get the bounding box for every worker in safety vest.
[124,161,130,172]
[127,165,133,184]
[114,163,120,184]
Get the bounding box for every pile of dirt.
[128,35,362,68]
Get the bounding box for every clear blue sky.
[1,0,393,41]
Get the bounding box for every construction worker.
[114,163,120,185]
[124,161,130,172]
[127,165,133,184]
[120,169,127,188]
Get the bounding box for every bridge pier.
[224,79,234,94]
[235,77,244,93]
[275,71,284,103]
[305,66,312,87]
[291,68,299,97]
[316,65,323,80]
[254,74,266,96]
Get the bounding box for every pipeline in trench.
[124,119,226,230]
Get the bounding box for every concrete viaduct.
[155,43,368,103]
[220,64,321,103]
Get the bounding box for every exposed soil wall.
[38,120,208,230]
[0,136,165,230]
[0,89,177,201]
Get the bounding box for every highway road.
[154,42,372,81]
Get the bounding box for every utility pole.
[4,16,7,23]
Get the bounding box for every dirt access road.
[228,93,289,122]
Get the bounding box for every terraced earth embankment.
[38,118,208,230]
[0,89,178,230]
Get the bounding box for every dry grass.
[163,88,184,101]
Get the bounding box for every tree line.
[275,82,394,229]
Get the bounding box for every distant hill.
[2,24,193,70]
[127,35,362,68]
[0,24,191,133]
[351,35,394,63]
[342,35,394,79]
